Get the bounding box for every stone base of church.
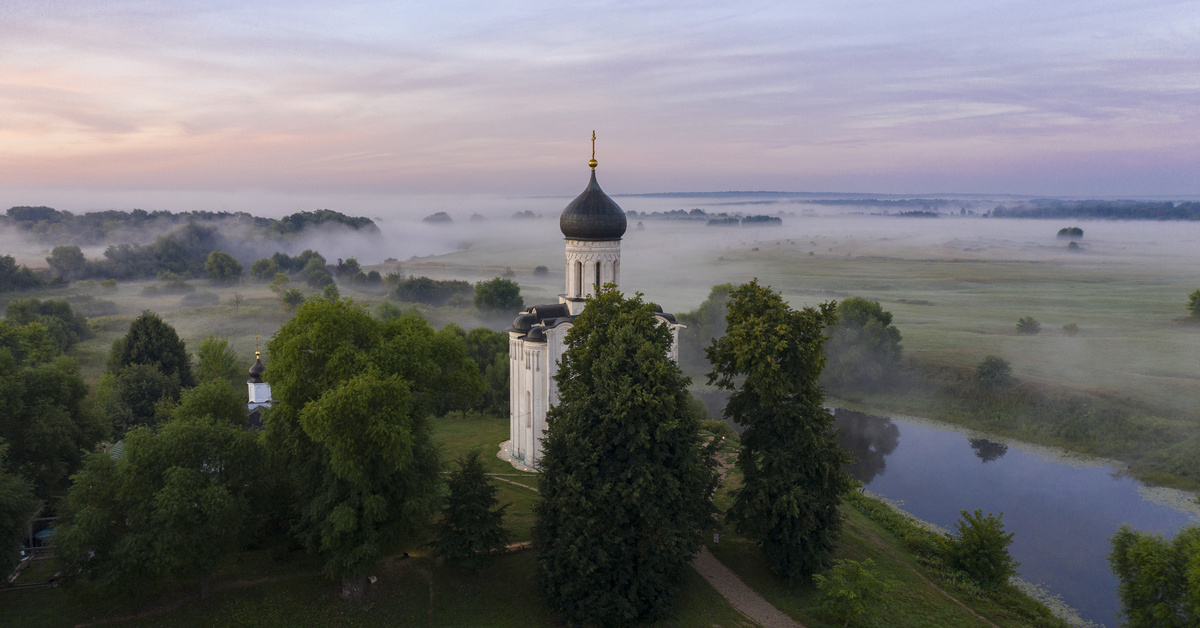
[497,440,537,473]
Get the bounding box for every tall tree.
[473,277,523,312]
[822,297,902,390]
[432,449,509,571]
[707,279,852,580]
[116,311,194,388]
[535,287,718,626]
[194,334,241,387]
[204,251,243,285]
[265,298,444,599]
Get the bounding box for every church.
[503,140,683,469]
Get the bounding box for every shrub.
[249,257,278,281]
[1188,289,1200,319]
[944,509,1018,588]
[533,265,549,276]
[322,283,340,301]
[204,251,242,284]
[100,279,118,292]
[474,277,523,312]
[1016,316,1040,335]
[1062,323,1079,336]
[975,355,1012,392]
[279,288,305,309]
[813,559,895,627]
[268,272,290,294]
[700,419,736,440]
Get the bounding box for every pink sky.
[2,0,1198,210]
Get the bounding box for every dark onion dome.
[248,353,266,383]
[525,326,548,343]
[510,312,537,332]
[560,169,627,241]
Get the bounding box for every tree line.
[992,200,1200,220]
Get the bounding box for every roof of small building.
[248,353,266,383]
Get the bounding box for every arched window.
[613,259,619,286]
[526,391,532,428]
[574,261,582,297]
[594,261,601,290]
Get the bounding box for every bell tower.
[558,131,627,315]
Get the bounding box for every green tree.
[116,311,194,388]
[707,279,852,580]
[945,509,1019,588]
[194,334,241,387]
[279,287,305,309]
[432,449,509,571]
[975,355,1012,392]
[0,254,44,292]
[1109,524,1200,628]
[428,324,485,415]
[465,327,509,416]
[823,297,902,390]
[0,349,103,500]
[5,298,90,352]
[97,363,182,436]
[1188,290,1200,320]
[204,251,242,284]
[322,282,340,301]
[535,287,718,625]
[268,272,290,293]
[676,283,733,378]
[249,257,278,281]
[46,244,87,280]
[264,298,444,598]
[55,415,264,597]
[813,558,896,627]
[473,277,523,312]
[0,440,39,578]
[1016,316,1041,335]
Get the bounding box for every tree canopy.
[1110,524,1200,628]
[473,277,523,312]
[707,279,852,580]
[822,297,902,390]
[115,311,194,388]
[535,287,717,625]
[432,449,509,571]
[204,251,243,284]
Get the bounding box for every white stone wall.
[564,239,621,310]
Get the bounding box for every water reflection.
[833,409,900,484]
[969,438,1009,463]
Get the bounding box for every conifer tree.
[433,449,509,571]
[707,279,853,580]
[535,287,718,626]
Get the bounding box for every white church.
[502,146,683,470]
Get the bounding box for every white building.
[505,150,682,469]
[246,349,272,429]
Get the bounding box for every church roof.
[560,168,626,241]
[248,353,266,383]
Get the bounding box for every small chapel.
[503,137,683,469]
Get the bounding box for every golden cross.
[255,332,260,359]
[591,130,596,161]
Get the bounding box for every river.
[833,409,1200,627]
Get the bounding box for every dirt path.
[692,547,805,628]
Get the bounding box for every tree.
[1016,316,1041,335]
[55,414,264,598]
[1188,290,1200,320]
[268,272,290,294]
[264,298,447,598]
[944,509,1018,588]
[204,251,242,284]
[116,311,194,388]
[322,282,340,301]
[432,450,509,571]
[279,287,305,309]
[5,298,91,352]
[1062,323,1079,336]
[194,334,241,387]
[98,363,182,436]
[676,283,733,378]
[535,287,718,625]
[975,355,1012,392]
[823,297,902,390]
[813,559,895,627]
[465,327,509,416]
[228,292,243,312]
[707,279,852,580]
[46,245,86,280]
[249,257,278,281]
[1109,524,1200,628]
[0,254,44,292]
[474,277,523,312]
[0,440,39,578]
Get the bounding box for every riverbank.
[828,357,1200,492]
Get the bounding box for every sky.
[1,0,1198,212]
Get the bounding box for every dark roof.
[248,356,266,383]
[531,303,569,320]
[525,327,547,343]
[509,312,537,333]
[560,170,627,241]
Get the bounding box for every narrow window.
[526,392,532,428]
[594,261,601,290]
[575,261,582,297]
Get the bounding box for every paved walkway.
[692,546,805,628]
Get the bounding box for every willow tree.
[535,287,718,626]
[707,279,852,580]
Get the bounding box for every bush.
[1062,323,1079,336]
[533,265,549,276]
[1188,289,1200,319]
[975,355,1012,392]
[944,509,1018,588]
[813,559,895,627]
[700,419,736,440]
[100,279,118,292]
[279,288,305,309]
[249,257,278,281]
[392,276,473,307]
[204,251,242,284]
[1016,316,1041,335]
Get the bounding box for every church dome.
[511,312,537,332]
[248,354,265,384]
[560,169,626,241]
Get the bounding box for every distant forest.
[2,206,378,245]
[991,200,1200,220]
